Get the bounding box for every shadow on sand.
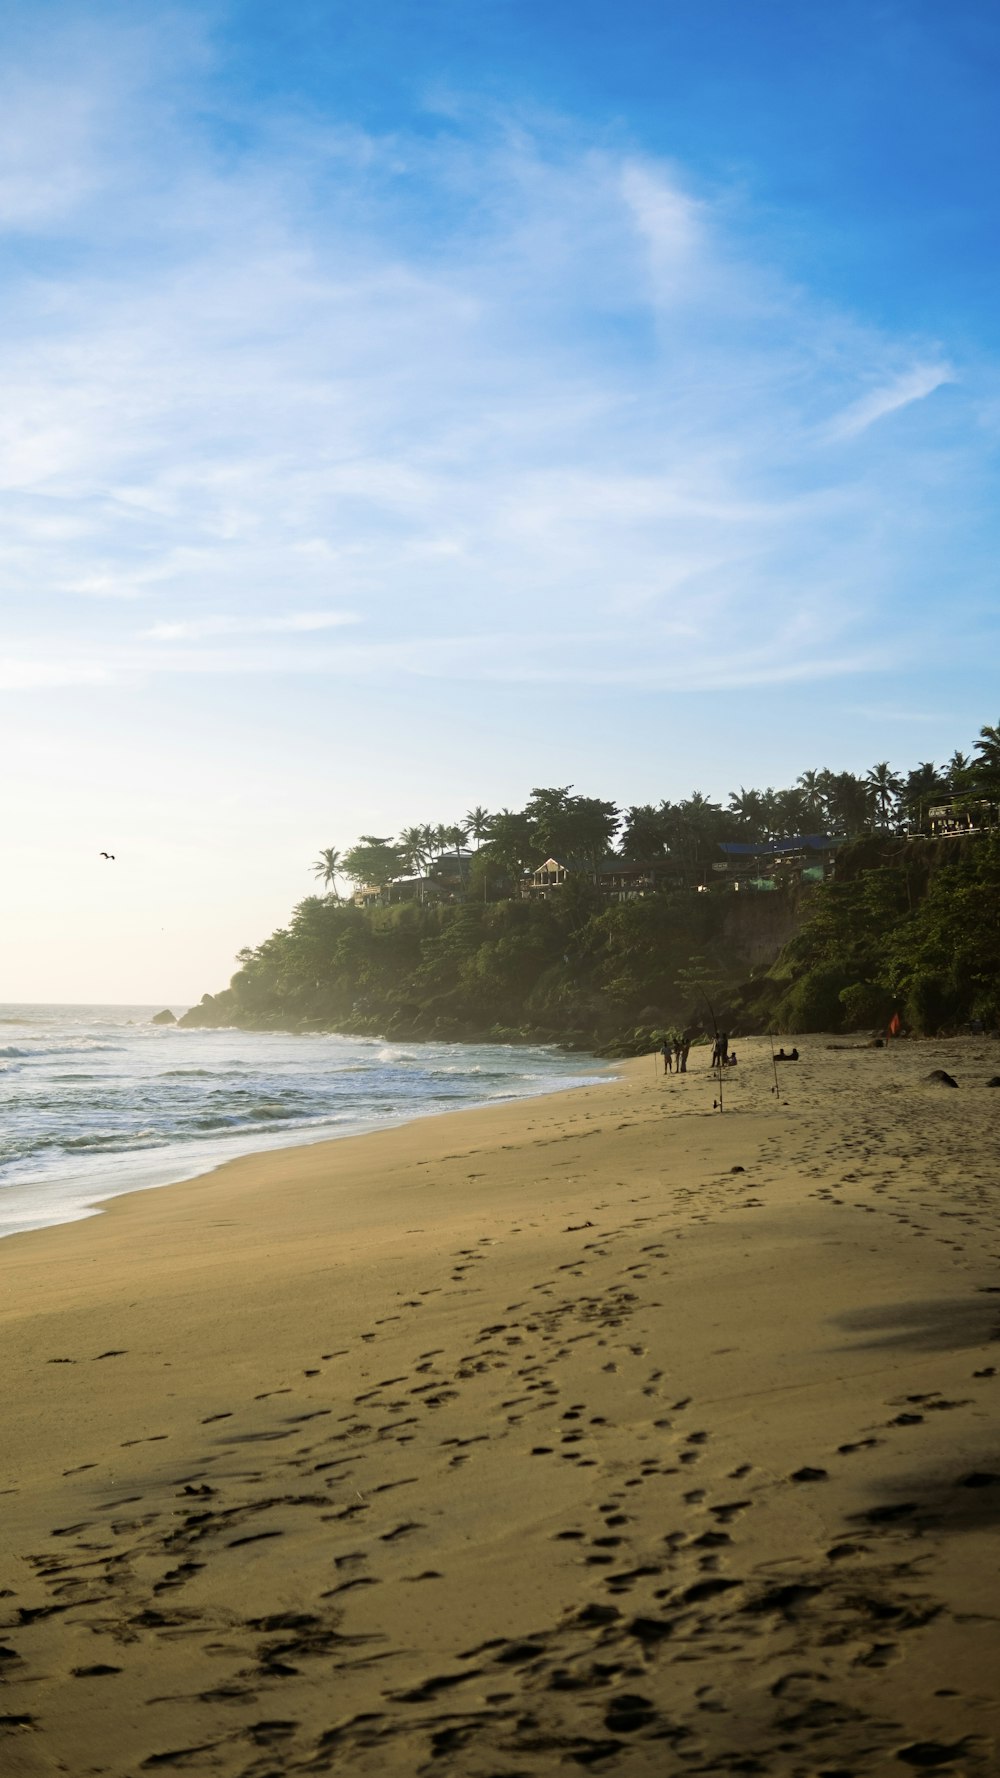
[831,1294,1000,1354]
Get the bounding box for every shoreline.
[0,1022,610,1246]
[2,1035,998,1776]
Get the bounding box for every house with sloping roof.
[525,856,674,900]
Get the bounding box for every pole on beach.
[700,987,724,1113]
[767,1028,785,1102]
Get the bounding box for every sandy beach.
[1,1035,998,1776]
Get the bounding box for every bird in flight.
[99,851,115,860]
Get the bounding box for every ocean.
[0,1004,605,1241]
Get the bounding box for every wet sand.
[1,1035,998,1776]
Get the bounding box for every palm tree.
[399,826,430,899]
[727,787,765,838]
[866,762,903,830]
[973,724,1000,795]
[465,806,493,851]
[823,771,874,836]
[797,770,828,828]
[901,762,947,831]
[946,750,974,801]
[773,786,811,836]
[311,847,343,899]
[618,802,672,859]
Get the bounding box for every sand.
[1,1035,998,1777]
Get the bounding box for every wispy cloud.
[824,362,955,441]
[0,14,989,699]
[143,612,360,641]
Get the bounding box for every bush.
[775,966,848,1033]
[905,974,957,1036]
[838,981,891,1030]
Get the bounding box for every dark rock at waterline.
[925,1069,958,1088]
[151,1008,177,1025]
[986,1076,1000,1088]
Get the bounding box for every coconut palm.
[973,724,1000,794]
[399,826,430,899]
[445,824,470,881]
[773,786,812,836]
[618,802,672,860]
[822,772,874,835]
[866,762,903,830]
[727,786,766,838]
[901,763,947,830]
[465,806,493,850]
[311,847,343,899]
[946,750,975,800]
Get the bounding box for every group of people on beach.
[660,1032,691,1073]
[659,1032,739,1074]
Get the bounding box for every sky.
[2,0,999,1001]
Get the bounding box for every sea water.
[0,1004,605,1241]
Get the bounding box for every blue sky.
[2,0,999,998]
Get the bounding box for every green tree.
[973,723,1000,797]
[727,787,766,838]
[796,770,826,828]
[618,803,673,859]
[523,786,576,859]
[823,771,874,835]
[902,762,947,830]
[342,837,405,894]
[465,806,493,850]
[399,826,428,876]
[866,762,903,830]
[443,823,471,887]
[311,846,343,899]
[482,808,538,889]
[668,793,728,881]
[772,786,812,836]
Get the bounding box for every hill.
[179,828,1000,1051]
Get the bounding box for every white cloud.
[824,362,955,441]
[144,612,360,641]
[0,22,985,702]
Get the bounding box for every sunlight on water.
[0,1004,604,1240]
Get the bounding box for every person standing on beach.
[660,1037,673,1075]
[679,1031,690,1073]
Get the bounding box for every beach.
[1,1035,998,1776]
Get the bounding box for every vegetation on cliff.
[181,727,1000,1049]
[309,735,1000,903]
[748,829,1000,1036]
[180,880,750,1051]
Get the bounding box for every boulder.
[925,1068,958,1088]
[151,1008,177,1025]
